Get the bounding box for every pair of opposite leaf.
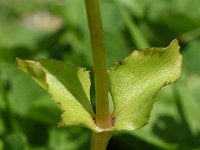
[16,39,182,132]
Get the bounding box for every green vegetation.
[0,0,200,149]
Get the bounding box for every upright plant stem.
[85,0,110,127]
[91,132,112,150]
[85,0,112,149]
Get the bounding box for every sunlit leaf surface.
[16,58,101,132]
[108,40,182,131]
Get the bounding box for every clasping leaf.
[108,39,182,131]
[16,58,101,132]
[16,39,182,132]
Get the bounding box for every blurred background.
[0,0,200,149]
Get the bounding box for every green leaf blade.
[16,58,101,132]
[108,39,182,131]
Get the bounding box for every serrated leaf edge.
[16,58,103,132]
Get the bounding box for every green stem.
[85,0,110,127]
[90,132,112,150]
[85,0,112,149]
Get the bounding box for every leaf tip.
[168,38,180,51]
[16,57,24,70]
[170,38,179,45]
